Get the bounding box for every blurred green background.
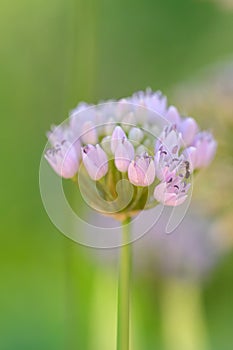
[1,0,233,349]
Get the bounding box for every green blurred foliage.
[1,0,233,349]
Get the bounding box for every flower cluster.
[45,90,216,217]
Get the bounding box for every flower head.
[45,90,216,218]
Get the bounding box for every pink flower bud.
[166,106,181,125]
[179,117,198,146]
[192,132,217,169]
[111,126,127,153]
[45,141,79,178]
[81,144,108,181]
[128,154,155,187]
[114,138,135,172]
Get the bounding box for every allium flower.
[165,106,181,125]
[43,90,217,350]
[45,89,216,218]
[111,126,127,153]
[81,144,108,181]
[179,117,198,146]
[154,175,190,207]
[81,121,98,145]
[111,126,135,172]
[45,140,79,178]
[128,154,155,186]
[192,132,217,168]
[128,127,144,143]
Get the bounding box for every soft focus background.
[1,0,233,349]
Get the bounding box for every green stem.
[117,217,132,350]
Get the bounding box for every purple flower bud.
[128,127,144,143]
[192,132,217,169]
[114,138,135,172]
[179,117,198,146]
[81,144,108,181]
[154,174,189,206]
[128,154,156,186]
[45,140,79,178]
[166,106,181,125]
[81,121,98,145]
[111,126,127,153]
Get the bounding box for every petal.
[167,194,188,206]
[143,160,156,186]
[115,140,134,172]
[183,146,197,171]
[180,118,198,146]
[128,161,142,186]
[82,145,108,180]
[166,106,181,125]
[111,126,126,153]
[81,121,98,144]
[128,127,144,143]
[154,182,167,203]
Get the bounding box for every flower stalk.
[117,217,132,350]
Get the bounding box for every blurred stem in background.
[62,0,98,348]
[160,279,209,350]
[117,218,132,350]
